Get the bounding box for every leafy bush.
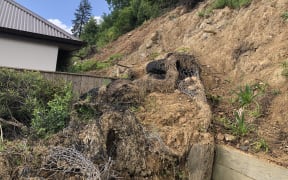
[0,68,73,137]
[32,84,72,137]
[199,0,251,18]
[68,59,112,73]
[252,138,269,152]
[212,0,251,9]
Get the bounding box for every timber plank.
[214,145,288,180]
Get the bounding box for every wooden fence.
[3,67,116,97]
[40,71,116,97]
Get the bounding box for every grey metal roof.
[0,0,79,41]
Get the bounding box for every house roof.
[0,0,84,50]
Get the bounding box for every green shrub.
[108,53,123,62]
[32,84,72,137]
[252,139,269,152]
[212,0,252,9]
[75,104,100,121]
[68,59,112,73]
[0,68,73,138]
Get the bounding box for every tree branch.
[0,117,25,128]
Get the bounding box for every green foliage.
[248,101,261,118]
[68,59,112,73]
[108,53,123,62]
[231,108,250,136]
[72,0,92,37]
[97,26,121,47]
[74,45,97,60]
[281,60,288,78]
[80,17,99,45]
[32,84,72,137]
[281,11,288,21]
[212,0,251,9]
[129,106,139,112]
[106,0,131,10]
[148,52,160,60]
[76,105,96,121]
[0,68,73,138]
[175,47,190,53]
[252,138,269,152]
[235,85,256,107]
[207,93,221,107]
[115,7,136,34]
[95,0,180,48]
[198,0,251,18]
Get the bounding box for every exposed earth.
[90,0,288,168]
[1,0,288,179]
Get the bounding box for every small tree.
[80,17,98,45]
[72,0,92,37]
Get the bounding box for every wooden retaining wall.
[3,67,116,97]
[213,145,288,180]
[40,71,115,97]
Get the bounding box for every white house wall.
[0,36,58,71]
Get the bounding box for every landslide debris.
[0,53,214,179]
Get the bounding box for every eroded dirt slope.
[91,0,288,167]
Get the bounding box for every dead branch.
[0,117,25,128]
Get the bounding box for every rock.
[240,145,249,151]
[174,89,181,93]
[186,133,214,180]
[243,140,250,146]
[217,133,224,141]
[224,134,236,142]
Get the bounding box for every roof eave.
[0,27,86,51]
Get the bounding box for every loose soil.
[1,0,288,179]
[89,0,288,168]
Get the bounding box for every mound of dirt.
[89,0,288,168]
[1,0,288,179]
[0,53,214,179]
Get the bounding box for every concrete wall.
[213,145,288,180]
[0,36,58,71]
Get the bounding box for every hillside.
[0,0,288,179]
[89,0,288,167]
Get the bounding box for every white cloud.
[48,19,72,34]
[94,16,103,24]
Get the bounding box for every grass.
[107,53,123,63]
[215,116,231,129]
[129,106,139,113]
[248,102,262,118]
[199,0,251,18]
[281,60,288,78]
[281,11,288,21]
[207,93,221,107]
[175,47,191,53]
[69,59,112,73]
[148,52,160,60]
[236,85,256,107]
[252,139,269,153]
[231,108,250,136]
[212,0,252,9]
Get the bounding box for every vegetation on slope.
[0,68,73,139]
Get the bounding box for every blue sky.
[15,0,110,33]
